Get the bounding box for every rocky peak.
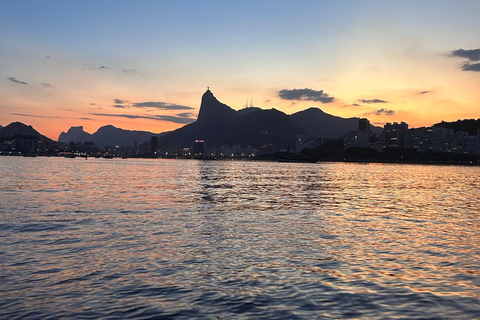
[196,89,237,124]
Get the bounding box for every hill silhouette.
[291,107,383,137]
[0,122,55,145]
[59,125,162,148]
[157,89,382,149]
[433,119,480,135]
[157,89,305,149]
[8,89,385,150]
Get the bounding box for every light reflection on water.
[0,157,479,319]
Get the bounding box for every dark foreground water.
[0,157,479,319]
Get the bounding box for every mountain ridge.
[156,89,383,149]
[6,89,389,149]
[58,125,162,148]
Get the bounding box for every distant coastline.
[1,151,478,167]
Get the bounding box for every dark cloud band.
[278,88,334,103]
[91,113,195,124]
[363,109,395,116]
[7,77,28,85]
[358,99,388,104]
[132,102,194,110]
[461,62,480,72]
[451,49,480,62]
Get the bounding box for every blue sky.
[1,0,479,139]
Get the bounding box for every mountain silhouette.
[197,89,238,124]
[157,89,382,149]
[291,107,383,137]
[58,126,93,143]
[9,89,384,150]
[0,122,54,144]
[157,90,304,149]
[59,125,161,148]
[225,108,305,147]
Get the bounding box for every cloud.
[6,77,28,85]
[10,113,61,119]
[132,102,194,110]
[176,112,195,118]
[123,69,137,73]
[114,99,128,104]
[81,65,109,71]
[419,90,431,94]
[91,113,149,120]
[114,104,126,108]
[41,82,55,89]
[90,112,195,124]
[155,115,195,124]
[451,48,480,61]
[78,117,92,120]
[461,62,480,72]
[357,99,388,104]
[363,109,395,116]
[278,88,335,103]
[450,49,480,72]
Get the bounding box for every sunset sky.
[1,0,479,140]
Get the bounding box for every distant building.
[193,139,205,156]
[384,122,408,149]
[343,118,371,148]
[150,136,158,156]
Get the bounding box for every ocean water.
[0,157,479,319]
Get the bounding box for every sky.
[1,0,479,140]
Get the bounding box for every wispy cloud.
[81,65,109,71]
[278,88,335,103]
[132,102,194,110]
[112,99,194,110]
[357,99,388,104]
[419,90,431,94]
[363,109,395,116]
[41,82,55,89]
[156,115,195,124]
[6,77,28,85]
[10,113,62,119]
[91,112,195,124]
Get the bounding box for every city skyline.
[1,0,479,140]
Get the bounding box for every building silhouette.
[193,139,205,157]
[150,136,158,157]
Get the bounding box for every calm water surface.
[0,157,479,319]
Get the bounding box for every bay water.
[1,157,479,319]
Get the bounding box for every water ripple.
[0,158,479,319]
